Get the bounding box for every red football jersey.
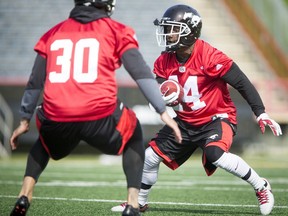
[154,39,237,126]
[34,18,138,122]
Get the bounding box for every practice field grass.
[1,153,287,216]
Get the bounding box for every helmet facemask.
[154,19,191,51]
[154,5,202,51]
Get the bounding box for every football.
[159,80,184,107]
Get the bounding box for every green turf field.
[1,153,287,215]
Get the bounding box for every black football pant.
[24,120,144,189]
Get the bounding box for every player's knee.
[204,145,224,163]
[142,149,160,185]
[144,147,162,169]
[141,147,162,185]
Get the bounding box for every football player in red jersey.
[111,4,282,215]
[9,1,182,216]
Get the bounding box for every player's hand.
[160,111,182,143]
[162,92,179,105]
[10,119,30,150]
[256,113,282,136]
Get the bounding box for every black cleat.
[122,204,140,216]
[10,195,30,216]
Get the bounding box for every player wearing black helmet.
[112,4,281,215]
[9,1,182,216]
[154,4,202,51]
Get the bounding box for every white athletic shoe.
[256,178,274,215]
[111,202,149,213]
[111,202,127,212]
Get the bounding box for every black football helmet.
[154,4,202,51]
[74,0,116,16]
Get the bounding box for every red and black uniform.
[20,6,166,189]
[150,39,265,175]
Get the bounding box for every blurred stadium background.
[0,0,287,157]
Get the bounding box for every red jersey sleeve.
[114,23,139,57]
[34,22,65,58]
[153,55,164,78]
[200,41,233,78]
[153,52,174,79]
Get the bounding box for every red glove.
[257,113,282,136]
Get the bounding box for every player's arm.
[10,54,46,150]
[222,62,265,116]
[20,54,46,121]
[222,62,282,136]
[121,48,166,114]
[121,48,182,143]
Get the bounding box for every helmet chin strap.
[165,43,188,52]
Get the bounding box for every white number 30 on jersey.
[49,38,99,83]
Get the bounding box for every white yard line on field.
[1,179,288,193]
[1,195,288,209]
